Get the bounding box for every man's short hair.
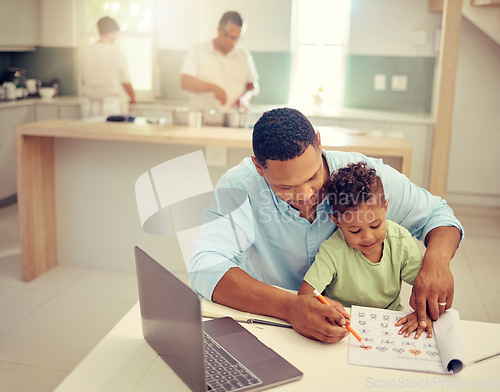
[252,108,319,168]
[98,16,120,35]
[219,11,243,28]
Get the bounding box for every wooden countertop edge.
[15,120,252,148]
[15,120,412,155]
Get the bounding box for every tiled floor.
[0,203,139,392]
[0,202,499,391]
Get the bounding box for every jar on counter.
[204,109,224,126]
[223,109,247,128]
[188,110,203,127]
[174,107,190,125]
[3,82,17,100]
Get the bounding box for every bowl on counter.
[39,87,56,100]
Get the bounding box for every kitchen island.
[16,119,412,282]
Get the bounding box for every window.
[289,0,351,109]
[83,0,154,100]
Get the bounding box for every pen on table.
[246,318,294,329]
[464,351,500,368]
[312,289,366,348]
[202,311,293,329]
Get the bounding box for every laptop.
[134,246,303,392]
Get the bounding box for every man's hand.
[410,252,454,327]
[122,82,135,104]
[180,74,227,104]
[232,81,259,111]
[233,96,250,111]
[284,294,350,343]
[212,268,347,344]
[211,85,227,105]
[410,226,460,328]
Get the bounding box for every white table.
[54,301,500,392]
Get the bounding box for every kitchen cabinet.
[35,102,81,121]
[0,0,40,50]
[447,125,500,206]
[39,0,77,48]
[382,122,432,189]
[0,104,35,201]
[0,98,80,203]
[341,120,432,189]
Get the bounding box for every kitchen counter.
[15,119,412,282]
[15,118,412,157]
[131,100,435,126]
[300,105,435,125]
[1,96,435,125]
[0,98,38,108]
[0,96,82,109]
[130,100,434,188]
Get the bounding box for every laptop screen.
[135,246,207,391]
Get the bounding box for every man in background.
[180,11,259,115]
[81,16,136,118]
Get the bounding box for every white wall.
[195,0,292,51]
[349,1,500,207]
[349,0,442,57]
[156,0,441,54]
[153,0,198,50]
[154,0,292,51]
[445,18,500,207]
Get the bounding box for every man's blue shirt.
[188,150,463,300]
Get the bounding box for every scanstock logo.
[134,150,252,271]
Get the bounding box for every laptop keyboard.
[204,332,263,391]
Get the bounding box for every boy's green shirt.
[304,220,423,310]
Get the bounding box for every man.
[189,108,463,343]
[81,16,136,118]
[180,11,259,113]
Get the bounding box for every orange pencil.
[312,289,366,347]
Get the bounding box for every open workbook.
[349,305,464,374]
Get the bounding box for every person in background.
[299,162,433,339]
[180,11,259,113]
[189,107,463,344]
[81,16,136,118]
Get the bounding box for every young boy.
[298,162,433,338]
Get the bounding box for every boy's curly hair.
[327,161,385,217]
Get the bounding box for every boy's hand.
[395,311,433,339]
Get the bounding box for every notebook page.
[348,306,462,374]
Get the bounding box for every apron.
[81,93,128,119]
